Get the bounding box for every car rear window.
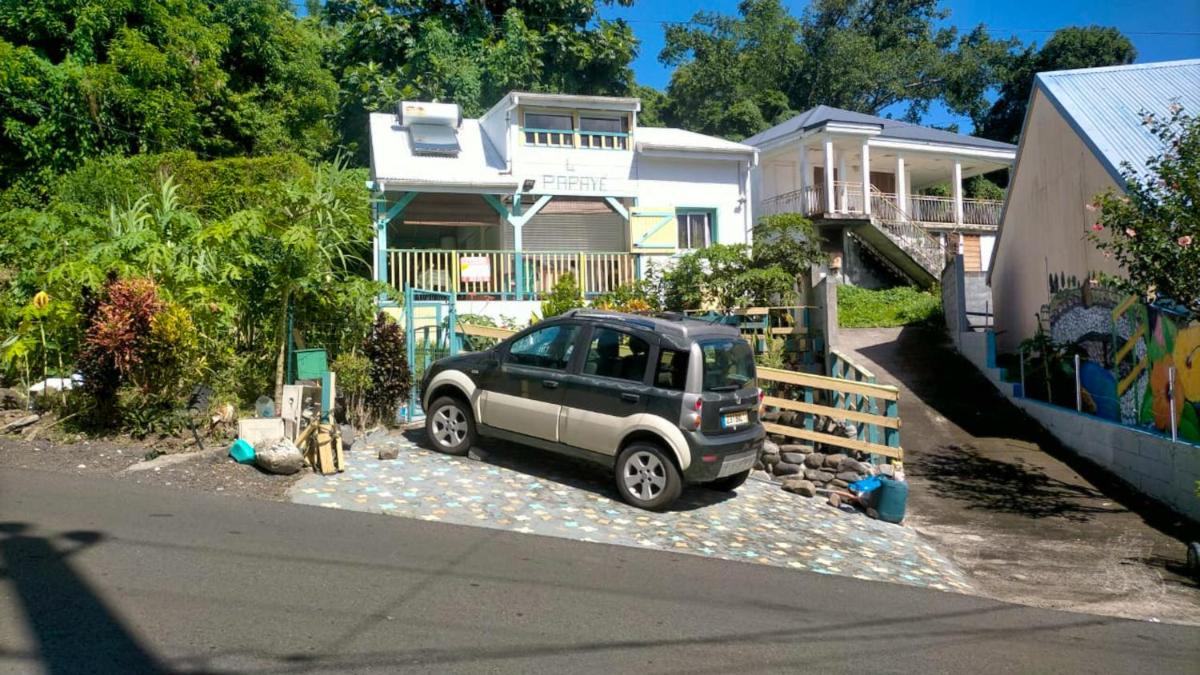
[700,339,756,392]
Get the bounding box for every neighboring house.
[746,106,1016,288]
[367,91,756,316]
[988,59,1200,353]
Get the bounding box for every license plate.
[718,451,756,477]
[722,411,749,428]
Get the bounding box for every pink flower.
[1091,223,1104,231]
[1180,235,1193,247]
[1125,228,1137,238]
[1085,202,1097,212]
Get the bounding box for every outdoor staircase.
[849,189,943,288]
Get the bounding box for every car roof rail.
[563,309,658,331]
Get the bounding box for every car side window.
[653,348,689,391]
[507,324,579,370]
[583,327,650,382]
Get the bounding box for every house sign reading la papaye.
[541,174,608,192]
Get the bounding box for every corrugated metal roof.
[1036,59,1200,183]
[369,113,516,189]
[742,104,1016,152]
[636,127,756,154]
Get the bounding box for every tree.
[975,26,1135,143]
[658,0,1017,140]
[0,0,338,198]
[1089,106,1200,315]
[321,0,638,162]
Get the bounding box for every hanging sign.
[460,255,492,283]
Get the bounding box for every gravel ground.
[0,419,302,501]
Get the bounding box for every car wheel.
[706,469,751,492]
[615,443,682,511]
[425,396,475,456]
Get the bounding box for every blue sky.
[600,0,1200,130]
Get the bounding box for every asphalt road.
[1,469,1196,674]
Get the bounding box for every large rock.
[780,444,814,454]
[805,469,835,483]
[0,387,25,410]
[838,457,868,474]
[762,439,780,455]
[378,444,400,460]
[254,438,303,475]
[762,453,781,466]
[781,478,817,498]
[831,478,850,488]
[772,462,802,477]
[803,453,826,469]
[823,453,848,469]
[836,471,865,483]
[780,452,808,465]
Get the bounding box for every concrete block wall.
[950,326,1200,524]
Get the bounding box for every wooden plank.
[764,422,903,460]
[828,348,876,381]
[758,366,900,400]
[733,307,769,316]
[1113,324,1145,364]
[768,326,809,336]
[459,323,517,340]
[1117,357,1149,396]
[764,396,900,429]
[1111,294,1139,320]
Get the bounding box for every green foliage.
[658,0,1019,139]
[541,273,585,318]
[1017,319,1087,408]
[975,26,1136,143]
[660,244,797,311]
[0,0,338,195]
[751,213,826,279]
[591,277,663,314]
[332,352,372,429]
[1088,107,1200,316]
[918,176,1004,199]
[837,285,942,328]
[362,313,411,425]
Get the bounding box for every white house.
[746,106,1017,287]
[368,91,757,317]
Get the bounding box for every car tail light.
[758,389,765,416]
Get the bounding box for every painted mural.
[1043,285,1200,443]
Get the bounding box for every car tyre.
[425,396,475,456]
[615,442,682,511]
[706,469,751,492]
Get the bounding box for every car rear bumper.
[681,425,765,483]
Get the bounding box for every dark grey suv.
[419,310,765,510]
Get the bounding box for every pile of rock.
[755,438,897,503]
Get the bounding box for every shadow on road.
[0,522,167,674]
[402,430,737,513]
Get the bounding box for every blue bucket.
[229,438,256,464]
[874,476,908,524]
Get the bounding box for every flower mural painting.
[1174,325,1200,402]
[1148,356,1185,431]
[1138,316,1200,442]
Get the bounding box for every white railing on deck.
[908,195,1002,227]
[388,249,636,299]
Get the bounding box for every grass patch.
[838,285,943,328]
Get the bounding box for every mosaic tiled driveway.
[290,432,974,594]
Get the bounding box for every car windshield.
[700,339,756,392]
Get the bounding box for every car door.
[481,322,582,442]
[558,325,653,456]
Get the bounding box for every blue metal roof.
[1036,59,1200,184]
[742,104,1016,152]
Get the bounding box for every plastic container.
[294,348,328,380]
[874,476,908,524]
[229,438,256,464]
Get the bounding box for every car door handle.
[542,380,559,389]
[621,393,640,403]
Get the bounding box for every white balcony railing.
[760,188,1002,228]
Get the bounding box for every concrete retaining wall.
[950,326,1200,524]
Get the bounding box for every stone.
[0,387,25,410]
[803,453,826,469]
[769,434,787,444]
[836,471,864,483]
[838,457,868,474]
[377,444,400,460]
[805,469,835,483]
[823,453,848,469]
[467,447,489,461]
[781,478,817,498]
[753,460,764,471]
[762,439,780,455]
[762,453,780,466]
[779,410,800,426]
[760,410,782,423]
[254,438,303,475]
[780,444,813,454]
[772,462,802,477]
[832,478,850,488]
[780,452,808,464]
[878,464,896,478]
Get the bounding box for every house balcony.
[387,248,637,300]
[759,184,1003,229]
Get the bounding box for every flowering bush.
[1089,106,1199,315]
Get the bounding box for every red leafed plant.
[83,277,165,390]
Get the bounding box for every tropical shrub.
[661,244,797,311]
[332,352,372,430]
[362,313,411,426]
[541,273,584,318]
[591,277,662,314]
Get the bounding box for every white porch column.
[860,140,872,216]
[895,155,907,214]
[823,138,835,214]
[799,144,810,213]
[838,153,848,213]
[952,160,964,226]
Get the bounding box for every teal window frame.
[675,207,718,250]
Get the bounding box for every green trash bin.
[294,348,328,380]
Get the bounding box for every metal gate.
[403,286,460,423]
